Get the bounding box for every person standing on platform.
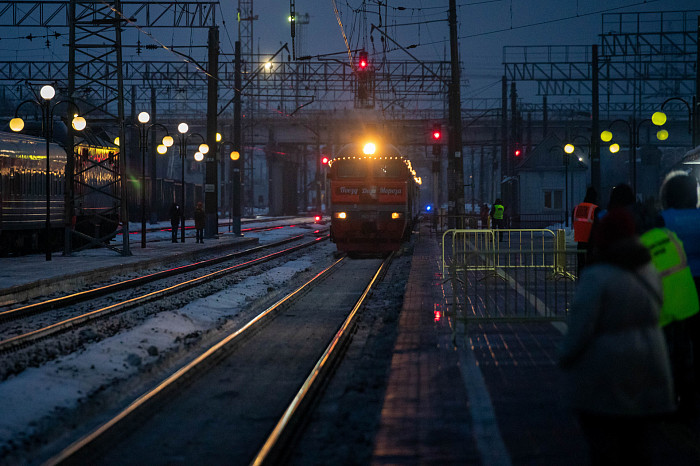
[491,198,505,241]
[169,202,180,243]
[194,201,206,244]
[656,171,700,413]
[558,208,675,465]
[573,187,601,276]
[480,203,490,229]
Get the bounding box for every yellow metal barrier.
[442,229,572,277]
[441,228,576,324]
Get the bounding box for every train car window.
[371,161,405,178]
[335,160,367,178]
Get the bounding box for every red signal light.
[321,156,329,165]
[431,123,442,141]
[514,149,521,157]
[358,51,369,70]
[315,215,321,222]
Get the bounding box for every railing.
[441,228,577,325]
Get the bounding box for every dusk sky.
[216,0,700,100]
[0,1,697,103]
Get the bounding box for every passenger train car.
[0,130,119,255]
[328,142,420,254]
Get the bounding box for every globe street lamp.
[10,84,86,261]
[601,117,657,195]
[128,112,171,248]
[176,123,208,242]
[652,96,697,147]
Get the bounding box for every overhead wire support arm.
[369,24,448,85]
[217,43,289,116]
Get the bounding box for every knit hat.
[596,207,636,252]
[594,207,650,269]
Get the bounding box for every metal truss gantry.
[1,1,453,220]
[503,11,699,116]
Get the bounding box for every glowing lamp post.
[129,112,171,248]
[176,123,207,242]
[601,117,660,195]
[10,84,86,261]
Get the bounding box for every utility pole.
[591,44,600,195]
[232,40,242,236]
[205,26,219,238]
[448,0,464,227]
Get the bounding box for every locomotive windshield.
[335,159,406,179]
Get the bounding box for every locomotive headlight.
[334,212,347,220]
[391,212,402,219]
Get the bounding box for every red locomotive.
[328,142,420,254]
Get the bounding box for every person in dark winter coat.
[194,202,205,243]
[558,208,675,465]
[169,202,180,243]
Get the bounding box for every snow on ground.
[0,220,323,452]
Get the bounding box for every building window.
[543,190,563,210]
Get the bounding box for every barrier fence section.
[441,229,577,326]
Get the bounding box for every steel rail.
[251,253,394,465]
[0,233,313,322]
[45,255,347,466]
[0,235,329,353]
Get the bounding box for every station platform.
[371,226,700,465]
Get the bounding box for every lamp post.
[563,134,591,222]
[176,123,208,242]
[652,96,698,147]
[601,117,656,196]
[218,136,242,236]
[9,84,86,261]
[549,145,570,226]
[132,112,170,249]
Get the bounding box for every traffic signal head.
[358,51,369,70]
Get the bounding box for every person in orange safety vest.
[573,187,601,276]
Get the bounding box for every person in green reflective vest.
[647,171,700,417]
[490,198,505,241]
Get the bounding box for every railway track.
[0,232,329,355]
[125,217,319,244]
[46,255,392,466]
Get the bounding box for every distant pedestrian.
[572,187,601,276]
[490,198,505,241]
[194,201,205,243]
[558,208,675,465]
[480,203,490,229]
[169,202,180,243]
